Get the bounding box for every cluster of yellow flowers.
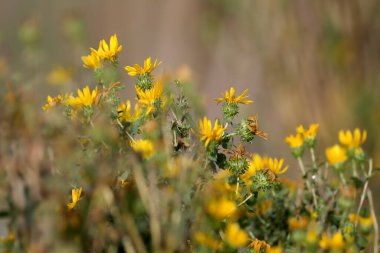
[326,128,367,168]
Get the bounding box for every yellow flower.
[319,232,345,251]
[207,198,236,220]
[42,95,63,110]
[225,223,249,248]
[194,232,221,250]
[215,87,254,105]
[136,80,165,115]
[288,216,309,230]
[325,144,348,166]
[319,233,329,250]
[266,246,283,253]
[339,128,367,149]
[125,57,162,76]
[297,123,319,139]
[329,232,345,251]
[199,117,225,147]
[47,66,73,85]
[249,239,270,252]
[117,100,141,123]
[349,213,372,230]
[67,187,82,210]
[65,86,98,108]
[267,157,288,175]
[81,51,102,69]
[285,134,303,148]
[306,230,318,244]
[131,139,154,159]
[96,34,122,61]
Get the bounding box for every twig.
[238,193,253,206]
[297,158,317,207]
[367,190,379,253]
[356,159,373,228]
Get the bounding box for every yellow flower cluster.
[325,128,367,166]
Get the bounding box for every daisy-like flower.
[325,144,347,166]
[267,157,288,175]
[135,80,165,115]
[215,87,254,105]
[285,133,304,157]
[125,57,162,76]
[131,139,154,159]
[285,134,303,148]
[225,223,249,248]
[96,34,122,62]
[42,95,63,110]
[339,128,367,149]
[199,117,225,147]
[67,187,82,210]
[65,86,98,108]
[117,100,141,123]
[81,50,102,69]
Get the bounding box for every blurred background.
[1,0,380,193]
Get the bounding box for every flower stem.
[297,157,317,208]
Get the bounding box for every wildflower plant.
[0,33,378,253]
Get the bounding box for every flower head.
[135,80,165,115]
[207,198,236,220]
[285,134,303,148]
[215,87,254,105]
[249,239,270,252]
[81,50,102,69]
[267,157,288,175]
[285,133,304,157]
[339,128,367,149]
[96,34,122,62]
[42,95,63,110]
[125,57,162,76]
[65,86,98,108]
[131,139,154,159]
[194,232,221,250]
[67,187,82,210]
[225,223,249,248]
[325,144,348,166]
[117,100,141,123]
[199,117,225,147]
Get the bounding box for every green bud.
[291,146,304,158]
[237,119,255,142]
[251,171,272,191]
[136,73,153,91]
[222,102,239,122]
[227,156,249,176]
[304,137,317,148]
